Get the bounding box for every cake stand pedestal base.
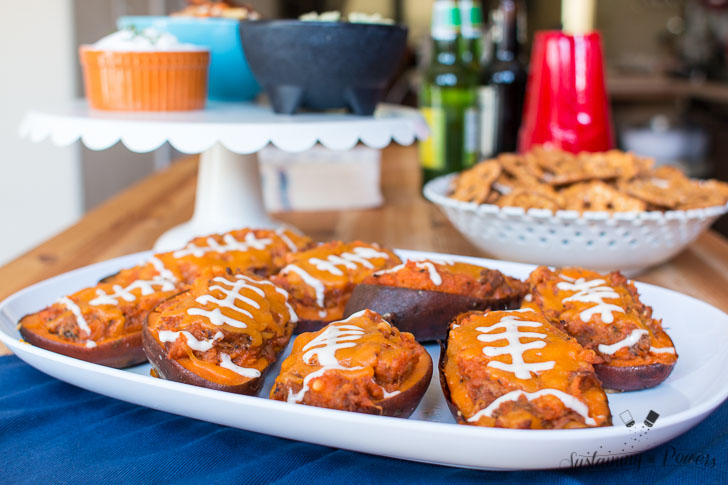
[154,143,282,251]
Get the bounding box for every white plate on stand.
[1,249,727,470]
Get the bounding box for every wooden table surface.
[2,144,728,356]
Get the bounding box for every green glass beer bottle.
[459,0,484,72]
[419,0,479,184]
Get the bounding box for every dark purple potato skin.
[343,284,521,342]
[294,319,330,334]
[595,362,676,392]
[19,319,146,368]
[438,340,468,424]
[378,351,433,418]
[98,271,120,284]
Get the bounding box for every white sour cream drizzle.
[190,276,262,326]
[416,262,442,285]
[57,297,91,335]
[557,276,669,356]
[173,232,272,258]
[281,265,327,309]
[407,255,456,266]
[148,256,178,283]
[373,260,443,285]
[276,229,298,252]
[158,330,224,352]
[476,309,555,379]
[58,256,179,345]
[556,277,625,324]
[598,329,649,355]
[287,310,400,403]
[282,247,392,312]
[220,353,261,378]
[187,275,298,326]
[467,389,597,426]
[650,346,676,354]
[251,277,299,323]
[56,297,98,348]
[90,278,176,306]
[167,274,295,377]
[372,263,406,276]
[308,247,391,276]
[523,294,533,302]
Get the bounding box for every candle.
[562,0,596,35]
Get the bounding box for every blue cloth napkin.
[0,355,725,484]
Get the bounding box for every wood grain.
[2,144,728,356]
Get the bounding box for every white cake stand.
[20,100,428,251]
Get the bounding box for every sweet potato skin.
[97,272,120,284]
[343,284,521,342]
[142,307,269,396]
[438,340,466,424]
[292,319,330,333]
[594,362,676,392]
[379,352,433,418]
[19,321,146,368]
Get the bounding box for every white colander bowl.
[424,173,728,275]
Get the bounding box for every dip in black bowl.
[239,20,408,116]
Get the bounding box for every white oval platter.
[1,250,726,470]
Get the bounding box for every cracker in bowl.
[448,147,728,214]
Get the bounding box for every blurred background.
[4,0,728,264]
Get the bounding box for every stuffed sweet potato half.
[19,257,180,368]
[440,309,612,429]
[143,269,298,395]
[270,309,432,417]
[154,227,313,285]
[344,259,527,341]
[18,227,311,368]
[526,267,677,391]
[270,241,401,332]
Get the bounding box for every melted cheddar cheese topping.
[149,270,297,386]
[444,309,611,429]
[527,267,677,367]
[271,241,401,322]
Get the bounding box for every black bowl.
[239,20,408,115]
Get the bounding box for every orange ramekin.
[80,47,210,111]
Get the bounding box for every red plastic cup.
[518,30,614,153]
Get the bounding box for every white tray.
[2,250,727,470]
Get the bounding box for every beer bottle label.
[419,107,445,169]
[478,85,498,158]
[464,107,479,167]
[432,1,460,41]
